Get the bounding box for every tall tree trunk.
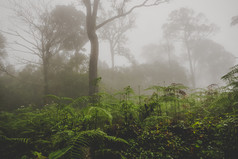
[185,40,196,88]
[88,34,99,95]
[109,40,115,86]
[166,40,172,68]
[84,0,100,96]
[83,0,166,96]
[109,40,115,71]
[43,56,49,105]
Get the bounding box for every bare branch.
[13,41,39,56]
[0,64,16,78]
[231,15,238,26]
[18,57,41,66]
[96,0,168,30]
[0,62,41,86]
[7,47,37,56]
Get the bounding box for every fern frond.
[94,149,124,159]
[104,135,128,149]
[51,130,128,159]
[0,135,29,144]
[222,64,238,81]
[146,85,165,92]
[144,115,171,122]
[48,146,72,159]
[46,94,73,105]
[88,107,113,124]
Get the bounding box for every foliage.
[1,69,238,158]
[222,64,238,91]
[0,51,88,110]
[162,7,228,88]
[1,3,238,158]
[99,61,189,91]
[51,130,128,159]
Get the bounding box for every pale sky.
[127,0,238,64]
[0,0,238,67]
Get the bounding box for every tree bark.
[43,55,49,104]
[83,0,167,96]
[88,34,99,95]
[109,40,115,71]
[185,40,196,88]
[165,39,172,68]
[84,0,100,96]
[42,41,51,104]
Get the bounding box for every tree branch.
[96,0,168,30]
[12,41,39,56]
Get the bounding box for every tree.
[99,55,188,92]
[0,51,89,110]
[6,1,86,104]
[162,23,175,69]
[0,33,7,73]
[81,0,169,96]
[191,39,235,86]
[142,43,174,64]
[99,14,136,70]
[49,52,89,98]
[141,43,188,85]
[162,8,217,88]
[50,5,87,53]
[231,15,238,26]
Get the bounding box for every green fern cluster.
[1,79,238,158]
[0,135,29,144]
[49,130,128,159]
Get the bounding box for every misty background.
[0,0,238,109]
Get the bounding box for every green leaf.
[49,146,72,159]
[197,140,202,144]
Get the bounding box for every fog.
[1,1,238,158]
[93,0,237,89]
[0,0,238,108]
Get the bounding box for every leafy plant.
[49,130,128,159]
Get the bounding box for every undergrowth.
[1,67,238,158]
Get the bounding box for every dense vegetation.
[1,1,237,159]
[1,65,238,159]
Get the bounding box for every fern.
[222,64,238,81]
[94,149,124,159]
[70,96,90,108]
[222,64,238,93]
[49,130,128,159]
[143,115,172,127]
[88,107,113,124]
[48,146,72,159]
[46,94,73,107]
[0,135,29,144]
